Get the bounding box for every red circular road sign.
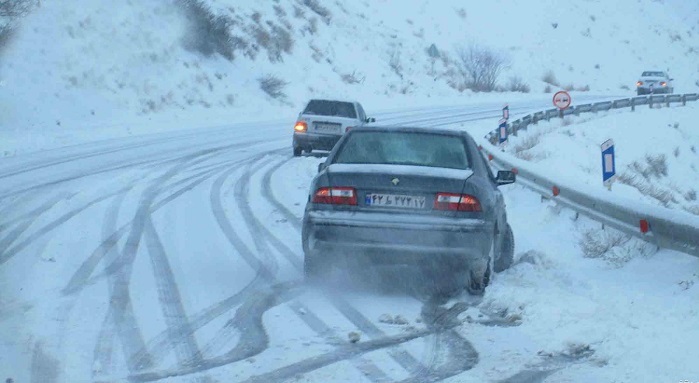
[552,90,572,110]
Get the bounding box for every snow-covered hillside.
[1,0,699,155]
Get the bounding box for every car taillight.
[312,187,357,205]
[294,121,307,132]
[660,81,667,87]
[433,193,482,212]
[636,81,643,87]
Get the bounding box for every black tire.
[293,146,302,157]
[493,224,515,273]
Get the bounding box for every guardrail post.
[666,98,670,108]
[631,98,635,112]
[649,97,653,109]
[682,94,686,106]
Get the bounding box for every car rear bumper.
[637,86,671,94]
[293,132,342,151]
[303,210,492,267]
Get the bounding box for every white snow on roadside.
[498,103,699,215]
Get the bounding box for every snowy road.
[2,96,699,383]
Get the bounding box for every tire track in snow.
[287,300,392,383]
[122,281,304,383]
[127,157,271,368]
[143,216,204,367]
[0,187,129,266]
[94,152,223,375]
[62,156,249,296]
[92,189,131,377]
[198,157,280,358]
[0,192,70,253]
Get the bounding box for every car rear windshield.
[333,131,470,170]
[642,71,666,77]
[303,100,357,119]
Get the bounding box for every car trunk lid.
[326,163,473,214]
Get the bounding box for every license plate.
[365,193,426,209]
[314,122,341,133]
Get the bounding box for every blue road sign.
[498,119,508,144]
[601,139,616,187]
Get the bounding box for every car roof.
[307,98,359,104]
[349,125,470,137]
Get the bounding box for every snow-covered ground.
[490,102,699,215]
[1,0,699,155]
[1,104,698,383]
[2,1,699,382]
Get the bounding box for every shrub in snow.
[388,48,403,79]
[0,24,11,52]
[340,70,364,84]
[0,0,34,18]
[579,229,629,259]
[578,228,654,267]
[302,0,331,25]
[507,76,530,93]
[544,84,553,93]
[617,173,678,207]
[454,44,509,92]
[266,24,294,62]
[178,0,237,61]
[513,135,541,156]
[258,75,288,100]
[541,70,559,87]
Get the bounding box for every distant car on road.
[302,126,516,295]
[636,71,674,95]
[292,99,375,157]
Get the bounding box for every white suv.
[292,99,374,156]
[636,71,674,95]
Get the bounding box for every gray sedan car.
[302,126,516,295]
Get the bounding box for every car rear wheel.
[493,224,515,273]
[466,260,491,296]
[293,146,302,157]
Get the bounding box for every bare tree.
[455,44,509,92]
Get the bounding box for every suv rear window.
[333,131,470,170]
[303,100,357,119]
[642,71,666,77]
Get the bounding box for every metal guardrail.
[483,93,699,258]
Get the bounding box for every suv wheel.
[293,146,302,157]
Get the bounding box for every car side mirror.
[496,170,516,186]
[318,162,326,173]
[366,117,376,123]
